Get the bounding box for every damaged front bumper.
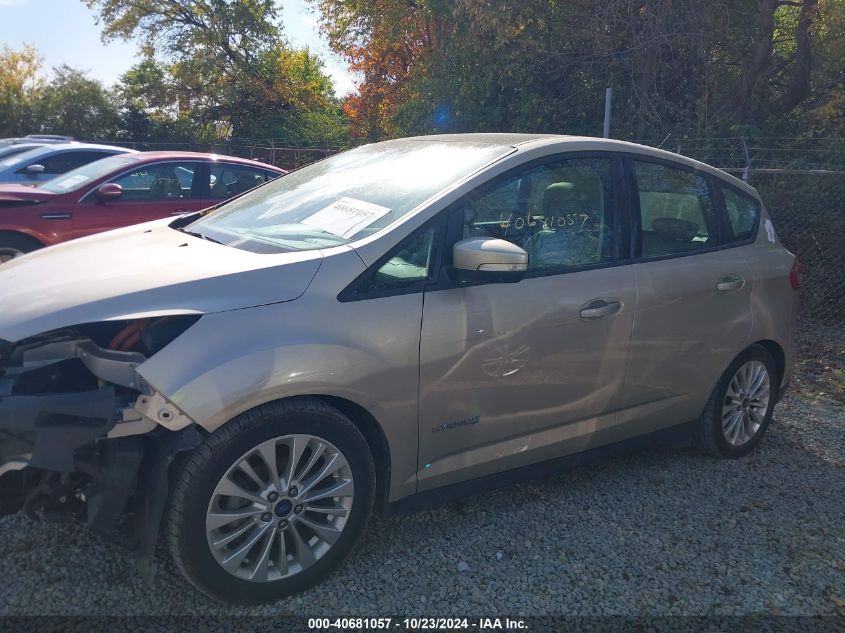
[0,328,200,575]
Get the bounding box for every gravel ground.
[0,392,843,618]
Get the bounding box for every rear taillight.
[789,258,802,290]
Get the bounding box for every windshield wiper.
[177,228,225,245]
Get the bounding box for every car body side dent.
[136,249,423,503]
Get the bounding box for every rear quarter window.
[720,184,761,242]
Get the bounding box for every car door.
[416,154,636,491]
[616,157,754,432]
[71,160,208,238]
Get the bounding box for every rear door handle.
[580,298,622,320]
[41,213,72,220]
[717,276,745,292]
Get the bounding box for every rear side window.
[633,160,718,258]
[720,185,760,242]
[208,163,279,199]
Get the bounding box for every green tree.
[87,0,349,143]
[38,66,120,139]
[0,45,45,136]
[314,0,843,141]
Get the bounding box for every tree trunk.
[775,0,819,114]
[735,0,779,124]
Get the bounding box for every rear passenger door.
[618,157,754,433]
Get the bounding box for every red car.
[0,152,286,262]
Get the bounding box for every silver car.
[0,134,798,604]
[0,142,135,185]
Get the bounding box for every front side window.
[109,162,197,201]
[208,163,280,199]
[457,156,616,272]
[634,161,717,258]
[721,184,760,242]
[186,140,512,253]
[38,151,113,174]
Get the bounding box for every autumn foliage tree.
[314,0,844,141]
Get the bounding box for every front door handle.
[580,298,622,320]
[717,276,745,292]
[169,209,189,216]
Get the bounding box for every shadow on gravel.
[0,394,843,617]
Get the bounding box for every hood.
[0,218,323,342]
[0,184,54,204]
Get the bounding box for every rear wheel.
[167,398,375,604]
[696,345,778,458]
[0,233,42,264]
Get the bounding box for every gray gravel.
[1,393,843,616]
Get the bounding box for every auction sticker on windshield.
[303,197,392,239]
[52,174,90,190]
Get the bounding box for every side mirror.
[96,183,123,201]
[450,237,528,284]
[23,164,45,174]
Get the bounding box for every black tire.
[695,345,778,458]
[0,232,42,264]
[166,397,375,605]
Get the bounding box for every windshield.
[38,154,139,193]
[186,140,512,253]
[0,145,41,162]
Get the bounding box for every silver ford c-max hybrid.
[0,134,798,604]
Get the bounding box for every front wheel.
[167,398,375,604]
[0,233,42,264]
[696,345,778,458]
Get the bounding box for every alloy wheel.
[205,434,355,583]
[721,360,771,447]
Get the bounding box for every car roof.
[399,133,757,196]
[8,142,137,159]
[129,151,284,172]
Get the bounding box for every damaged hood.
[0,218,323,342]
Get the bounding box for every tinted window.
[38,151,113,174]
[208,163,279,199]
[634,161,717,258]
[458,157,616,272]
[110,162,197,201]
[721,184,760,242]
